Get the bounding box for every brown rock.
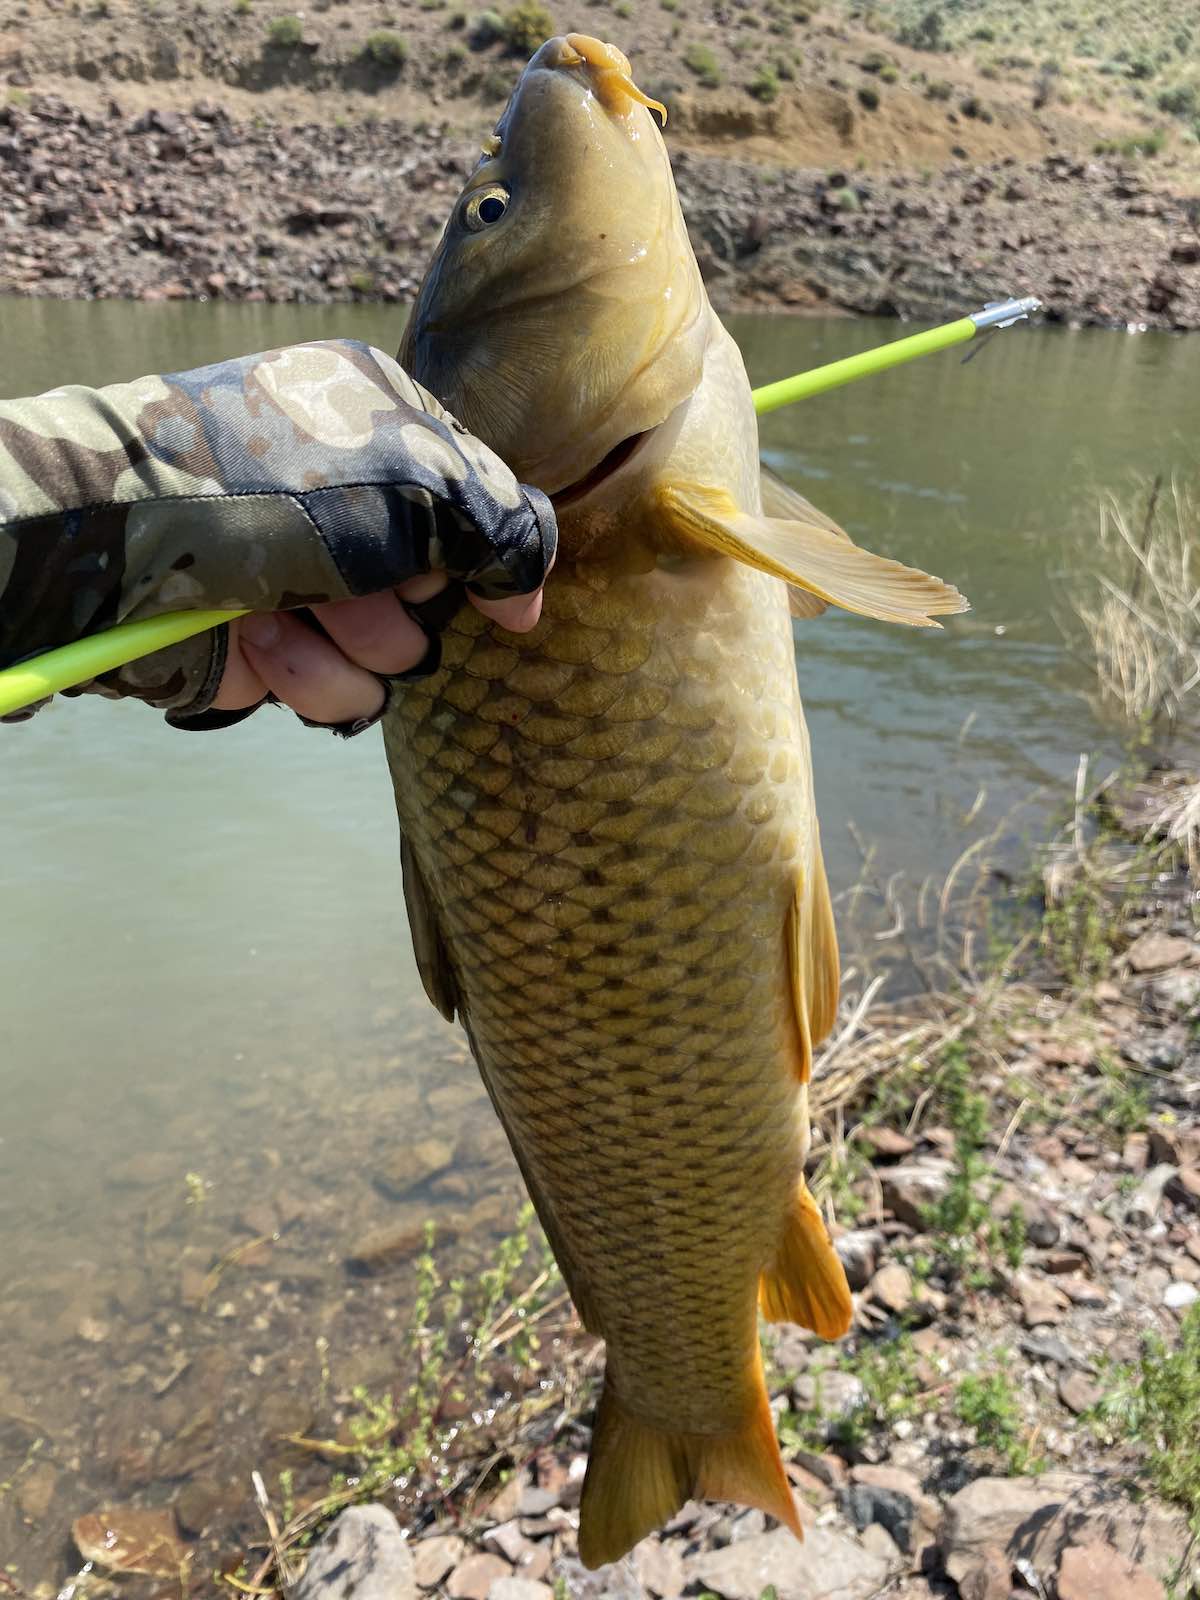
[868,1263,913,1314]
[860,1126,915,1160]
[1126,933,1195,972]
[489,1581,554,1600]
[72,1507,188,1578]
[347,1216,458,1272]
[413,1533,467,1588]
[953,1546,1012,1600]
[633,1537,685,1598]
[881,1160,953,1227]
[1123,1133,1150,1172]
[1058,1275,1108,1308]
[16,1461,58,1521]
[1172,1166,1200,1205]
[1057,1540,1166,1600]
[1011,1272,1070,1326]
[1058,1371,1101,1414]
[447,1552,511,1599]
[173,1477,230,1536]
[1038,1250,1089,1275]
[1147,1122,1199,1167]
[849,1464,941,1532]
[791,1449,848,1488]
[374,1137,455,1199]
[941,1475,1191,1585]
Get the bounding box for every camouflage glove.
[0,339,556,731]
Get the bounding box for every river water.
[0,295,1195,1586]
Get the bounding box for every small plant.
[267,13,303,45]
[184,1171,208,1207]
[502,0,554,54]
[1096,1053,1150,1137]
[956,1368,1045,1474]
[684,42,722,87]
[1089,1305,1200,1533]
[363,29,408,66]
[749,66,780,103]
[897,8,944,51]
[858,84,880,109]
[925,77,953,100]
[471,8,505,45]
[1158,84,1199,118]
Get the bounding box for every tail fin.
[578,1364,801,1570]
[760,1181,854,1340]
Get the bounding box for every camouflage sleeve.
[0,339,556,727]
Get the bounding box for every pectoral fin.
[655,481,968,628]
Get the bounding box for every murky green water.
[0,295,1195,1585]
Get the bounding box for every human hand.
[213,576,545,726]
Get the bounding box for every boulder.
[294,1506,415,1600]
[940,1474,1191,1589]
[1057,1539,1166,1600]
[683,1524,890,1599]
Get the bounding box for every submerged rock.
[72,1506,189,1578]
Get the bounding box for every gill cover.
[399,35,707,494]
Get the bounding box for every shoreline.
[2,95,1199,331]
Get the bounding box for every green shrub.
[925,77,953,100]
[684,42,721,87]
[749,66,780,102]
[897,8,943,51]
[267,13,303,45]
[1158,83,1199,117]
[957,1369,1044,1475]
[363,29,408,66]
[471,8,505,45]
[858,83,880,109]
[502,0,554,54]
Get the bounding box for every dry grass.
[1065,474,1200,730]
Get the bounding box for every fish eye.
[462,184,511,232]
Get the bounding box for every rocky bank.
[41,766,1200,1600]
[2,94,1199,328]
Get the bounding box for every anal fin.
[759,1181,854,1340]
[578,1356,801,1570]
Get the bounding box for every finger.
[470,589,544,633]
[310,591,431,676]
[212,623,269,711]
[396,572,450,606]
[238,613,385,725]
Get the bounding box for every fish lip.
[550,426,656,508]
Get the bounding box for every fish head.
[400,34,710,499]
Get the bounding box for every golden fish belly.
[383,556,820,1435]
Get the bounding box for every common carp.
[387,34,966,1568]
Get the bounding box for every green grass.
[1089,1304,1200,1536]
[917,1043,1025,1284]
[956,1366,1046,1475]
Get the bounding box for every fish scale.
[384,558,814,1437]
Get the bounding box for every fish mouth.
[551,426,656,509]
[545,33,667,126]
